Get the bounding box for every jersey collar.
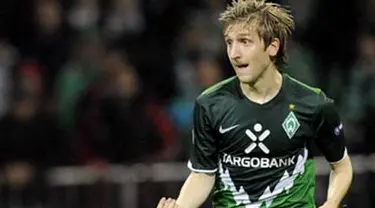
[235,73,287,108]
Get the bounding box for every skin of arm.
[321,154,353,208]
[175,171,216,208]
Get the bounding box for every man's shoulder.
[284,74,333,108]
[196,76,238,105]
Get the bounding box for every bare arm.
[321,154,353,207]
[176,172,215,208]
[313,100,353,208]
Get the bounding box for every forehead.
[224,21,260,39]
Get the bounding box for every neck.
[240,64,282,104]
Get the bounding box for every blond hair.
[219,0,295,68]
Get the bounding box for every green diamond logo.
[282,111,300,139]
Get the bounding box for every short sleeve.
[187,100,218,173]
[314,101,347,163]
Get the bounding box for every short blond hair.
[219,0,295,68]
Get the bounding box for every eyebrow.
[224,33,251,39]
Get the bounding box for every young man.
[157,0,353,207]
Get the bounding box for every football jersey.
[188,73,346,208]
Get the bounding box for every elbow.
[187,171,216,190]
[330,154,353,181]
[177,172,216,208]
[191,171,216,179]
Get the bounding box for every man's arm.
[314,97,353,207]
[176,172,215,208]
[320,153,353,208]
[175,99,218,207]
[156,99,218,208]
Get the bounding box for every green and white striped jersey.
[188,74,346,208]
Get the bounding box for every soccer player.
[157,0,353,207]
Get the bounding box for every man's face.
[224,22,277,84]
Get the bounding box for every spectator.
[68,0,100,32]
[55,32,104,132]
[0,62,65,206]
[169,56,224,158]
[27,0,73,94]
[0,39,18,118]
[340,29,375,153]
[74,49,178,164]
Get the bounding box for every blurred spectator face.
[19,75,41,98]
[104,0,145,38]
[0,40,18,68]
[5,162,35,188]
[179,25,206,58]
[186,27,204,50]
[13,97,37,121]
[12,65,42,121]
[117,68,139,98]
[196,58,223,89]
[18,62,43,97]
[9,61,43,121]
[68,0,99,31]
[114,0,136,12]
[77,37,104,67]
[35,0,62,34]
[105,51,139,98]
[359,34,375,59]
[104,50,125,74]
[178,17,223,58]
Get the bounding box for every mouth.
[235,64,249,69]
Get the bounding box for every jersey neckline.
[235,73,287,108]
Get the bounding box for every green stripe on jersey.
[201,76,237,96]
[212,149,316,208]
[265,159,316,208]
[287,75,321,94]
[212,180,244,208]
[213,162,250,208]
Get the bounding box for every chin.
[237,74,257,84]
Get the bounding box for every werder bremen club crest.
[282,111,300,139]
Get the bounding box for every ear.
[267,38,280,57]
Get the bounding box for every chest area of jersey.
[215,103,314,157]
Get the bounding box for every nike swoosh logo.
[219,125,239,134]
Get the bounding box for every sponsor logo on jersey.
[221,123,297,168]
[222,153,296,168]
[282,111,300,139]
[244,123,270,154]
[219,124,240,134]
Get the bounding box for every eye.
[225,39,233,46]
[239,38,250,45]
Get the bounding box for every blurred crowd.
[0,0,375,206]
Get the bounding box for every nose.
[228,43,241,60]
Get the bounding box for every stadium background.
[0,0,374,207]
